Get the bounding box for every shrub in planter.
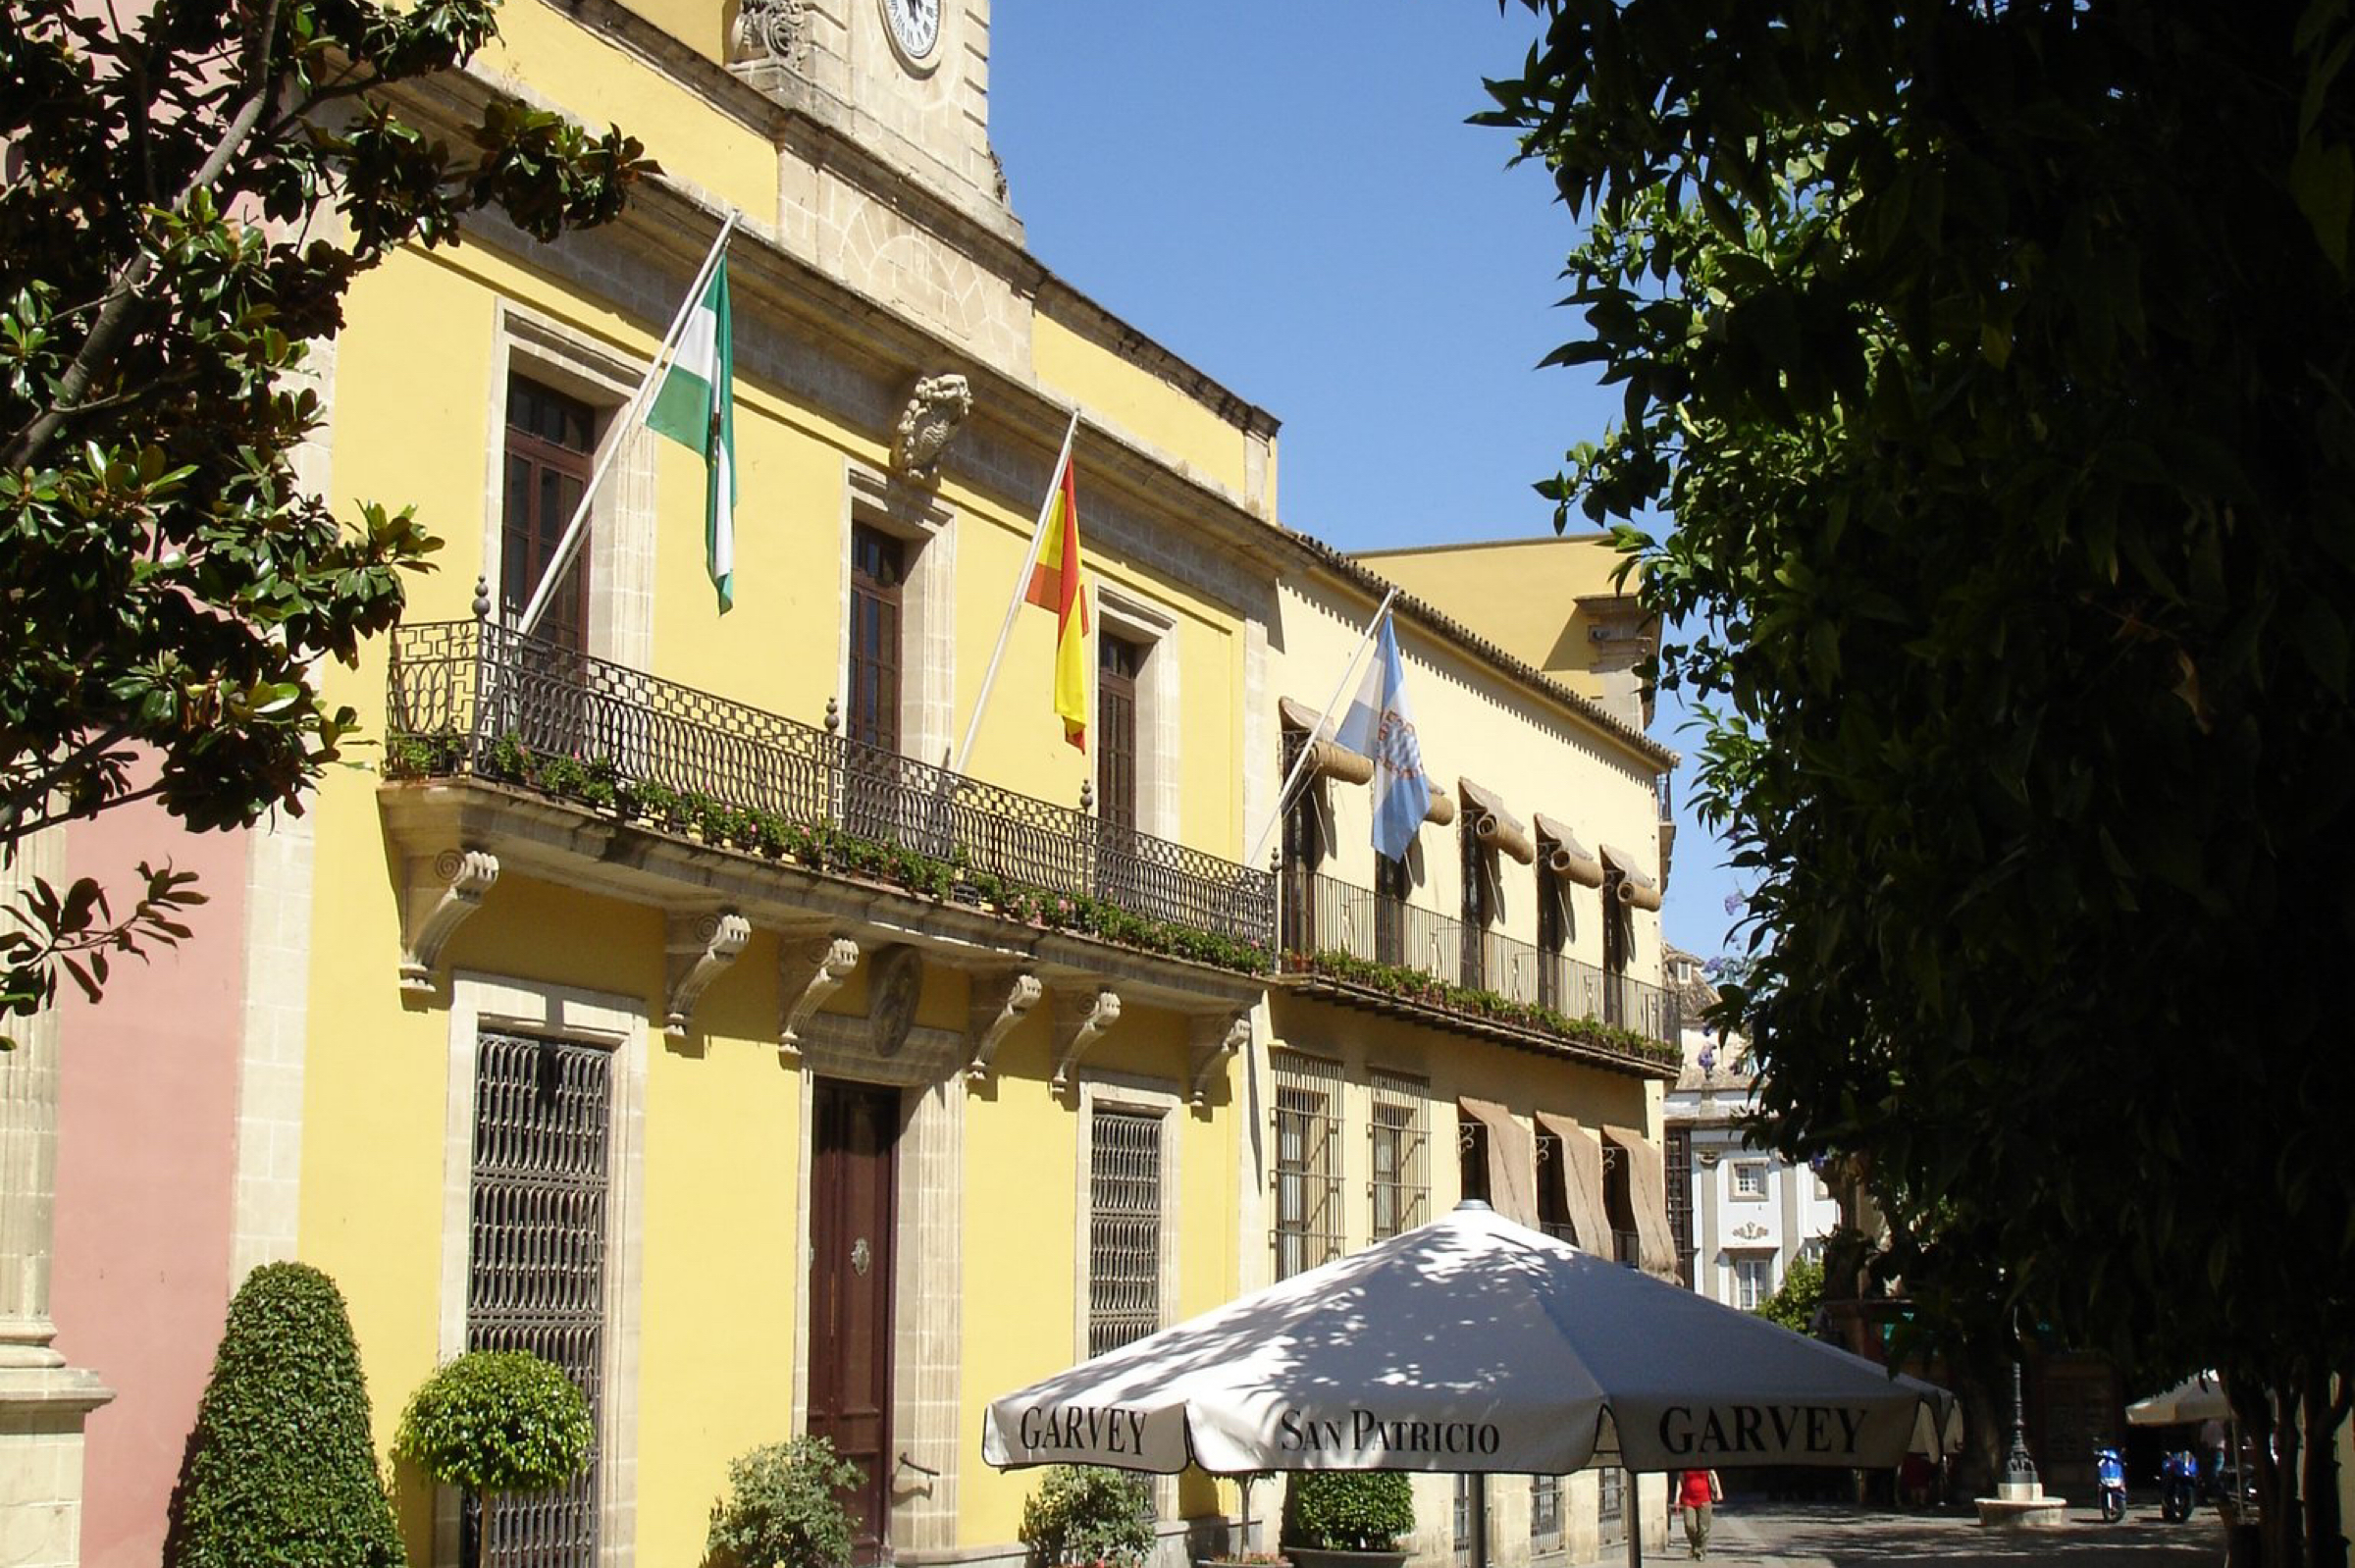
[1018,1464,1154,1567]
[392,1349,593,1566]
[1282,1472,1413,1553]
[706,1436,862,1568]
[172,1261,403,1568]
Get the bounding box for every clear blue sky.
[989,1,1747,959]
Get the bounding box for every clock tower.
[729,0,1018,249]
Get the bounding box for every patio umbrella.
[2126,1371,2230,1427]
[984,1203,1953,1561]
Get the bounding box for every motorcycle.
[2162,1450,2200,1523]
[2096,1445,2128,1523]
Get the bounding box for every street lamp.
[2000,1355,2040,1498]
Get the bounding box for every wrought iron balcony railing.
[386,619,1277,960]
[1279,867,1678,1047]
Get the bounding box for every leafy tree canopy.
[1754,1254,1823,1336]
[0,0,649,1038]
[1481,0,2354,1555]
[392,1348,593,1496]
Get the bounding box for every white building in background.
[1661,948,1843,1311]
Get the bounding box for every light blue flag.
[1333,613,1434,862]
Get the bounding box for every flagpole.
[1243,587,1399,868]
[952,408,1082,774]
[514,207,743,642]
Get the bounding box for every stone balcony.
[378,617,1272,1087]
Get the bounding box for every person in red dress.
[1675,1469,1722,1559]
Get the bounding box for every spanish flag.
[1023,455,1090,750]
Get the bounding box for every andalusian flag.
[1023,454,1090,749]
[647,257,737,612]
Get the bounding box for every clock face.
[882,0,940,62]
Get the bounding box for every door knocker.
[851,1237,872,1277]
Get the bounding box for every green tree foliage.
[1480,2,2355,1559]
[1754,1255,1823,1335]
[392,1349,593,1496]
[1282,1471,1413,1553]
[706,1437,862,1568]
[174,1262,402,1568]
[1018,1466,1155,1567]
[393,1348,593,1568]
[0,0,649,1041]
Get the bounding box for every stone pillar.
[0,825,114,1568]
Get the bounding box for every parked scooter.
[2162,1450,2200,1523]
[2096,1445,2129,1523]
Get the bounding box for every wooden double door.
[809,1080,900,1563]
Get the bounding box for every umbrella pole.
[1626,1470,1642,1568]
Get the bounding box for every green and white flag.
[647,257,736,612]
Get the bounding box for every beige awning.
[1534,1111,1611,1255]
[1424,785,1457,826]
[1533,813,1606,889]
[1599,843,1664,911]
[1280,697,1376,785]
[1456,777,1536,865]
[1458,1097,1541,1230]
[1602,1124,1680,1280]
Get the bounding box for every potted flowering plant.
[1019,1465,1154,1568]
[1281,1472,1412,1568]
[1201,1471,1284,1567]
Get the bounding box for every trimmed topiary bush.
[393,1349,593,1564]
[1282,1472,1413,1552]
[1018,1464,1154,1567]
[706,1435,863,1568]
[172,1261,403,1568]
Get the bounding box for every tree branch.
[0,719,138,835]
[0,776,168,848]
[1,0,288,473]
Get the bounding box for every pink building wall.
[50,802,249,1568]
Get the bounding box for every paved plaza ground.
[1649,1501,2224,1566]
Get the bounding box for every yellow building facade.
[1254,547,1682,1567]
[34,5,1685,1568]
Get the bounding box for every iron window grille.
[1272,1053,1344,1279]
[1530,1474,1563,1550]
[1598,1466,1627,1548]
[1664,1125,1696,1287]
[1452,1474,1476,1568]
[467,1030,612,1568]
[1088,1108,1164,1358]
[1368,1070,1428,1242]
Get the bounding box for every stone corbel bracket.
[1049,988,1122,1091]
[1187,1011,1252,1107]
[398,848,499,995]
[780,934,861,1058]
[966,969,1042,1082]
[664,912,753,1038]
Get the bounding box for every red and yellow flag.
[1023,458,1090,749]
